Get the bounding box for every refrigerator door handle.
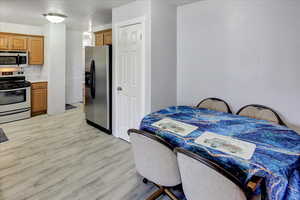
[90,60,96,99]
[85,72,90,86]
[106,49,110,129]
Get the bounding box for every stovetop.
[0,76,31,90]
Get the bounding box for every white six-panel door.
[116,23,143,141]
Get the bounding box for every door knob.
[117,86,123,91]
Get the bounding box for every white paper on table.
[195,131,256,160]
[152,118,198,136]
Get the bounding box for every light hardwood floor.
[0,106,184,200]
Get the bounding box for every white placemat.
[152,118,198,136]
[195,131,256,160]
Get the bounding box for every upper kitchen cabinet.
[10,36,27,50]
[103,30,112,45]
[0,32,44,65]
[28,36,44,65]
[0,34,10,50]
[95,32,104,46]
[95,29,112,46]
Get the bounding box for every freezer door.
[85,46,110,130]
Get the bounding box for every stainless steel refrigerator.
[85,45,112,134]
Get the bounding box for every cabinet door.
[95,32,104,46]
[103,30,112,45]
[0,34,10,50]
[10,36,27,50]
[31,88,47,114]
[28,37,44,65]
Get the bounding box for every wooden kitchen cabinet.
[0,34,10,50]
[0,32,44,65]
[95,32,104,46]
[95,29,112,46]
[103,30,112,45]
[31,82,47,116]
[10,36,27,50]
[28,37,44,65]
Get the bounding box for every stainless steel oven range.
[0,76,31,124]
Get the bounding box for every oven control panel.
[1,71,24,77]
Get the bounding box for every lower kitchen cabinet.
[31,82,47,116]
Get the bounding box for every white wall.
[177,0,300,128]
[112,0,151,23]
[93,24,112,32]
[151,0,177,111]
[0,22,43,35]
[66,30,83,104]
[45,23,66,115]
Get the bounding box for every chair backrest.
[128,129,181,187]
[175,148,247,200]
[197,97,232,113]
[237,104,286,126]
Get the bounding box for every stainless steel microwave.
[0,51,28,68]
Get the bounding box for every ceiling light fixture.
[43,13,67,23]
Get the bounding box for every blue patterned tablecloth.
[140,106,300,200]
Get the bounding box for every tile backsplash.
[23,66,48,82]
[0,66,47,82]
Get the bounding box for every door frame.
[113,16,147,140]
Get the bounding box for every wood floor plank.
[0,105,184,200]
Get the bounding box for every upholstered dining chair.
[237,104,286,126]
[175,148,262,200]
[128,129,181,200]
[197,97,232,113]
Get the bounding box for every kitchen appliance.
[85,45,112,134]
[0,51,28,68]
[0,76,31,124]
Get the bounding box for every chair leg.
[146,186,164,200]
[164,188,180,200]
[143,181,180,200]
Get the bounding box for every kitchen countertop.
[27,80,48,83]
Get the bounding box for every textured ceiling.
[0,0,200,30]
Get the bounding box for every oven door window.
[0,89,26,105]
[0,56,18,65]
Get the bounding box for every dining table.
[140,106,300,200]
